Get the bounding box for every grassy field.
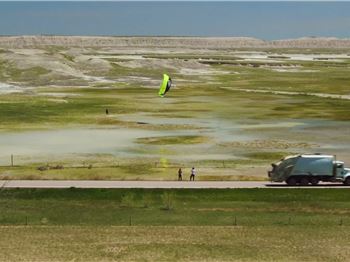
[1,226,349,261]
[1,39,350,260]
[0,188,349,261]
[1,47,350,179]
[0,165,267,181]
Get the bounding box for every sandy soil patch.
[270,68,319,73]
[47,98,68,103]
[0,82,25,94]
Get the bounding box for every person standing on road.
[190,167,196,181]
[178,168,183,181]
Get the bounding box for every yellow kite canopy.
[159,74,172,97]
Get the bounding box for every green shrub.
[161,191,175,210]
[120,193,135,208]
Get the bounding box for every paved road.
[0,180,349,189]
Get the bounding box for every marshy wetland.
[1,38,350,180]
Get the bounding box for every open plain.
[1,36,350,261]
[1,36,350,181]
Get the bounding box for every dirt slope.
[1,36,350,49]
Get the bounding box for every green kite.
[159,74,172,97]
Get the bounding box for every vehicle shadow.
[265,183,348,187]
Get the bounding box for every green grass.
[0,47,350,178]
[0,163,267,181]
[1,188,349,226]
[0,188,350,261]
[61,52,75,62]
[136,135,210,145]
[244,151,291,161]
[1,52,350,130]
[0,59,50,83]
[217,62,350,94]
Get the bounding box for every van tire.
[286,177,297,186]
[300,177,309,186]
[343,177,350,186]
[310,177,319,186]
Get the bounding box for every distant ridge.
[0,36,350,49]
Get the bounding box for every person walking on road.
[190,167,196,181]
[178,168,183,181]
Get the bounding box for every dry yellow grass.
[0,225,349,261]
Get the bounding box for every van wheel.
[286,177,297,186]
[310,177,319,186]
[300,177,309,186]
[343,177,350,186]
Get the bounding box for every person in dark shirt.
[178,168,183,181]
